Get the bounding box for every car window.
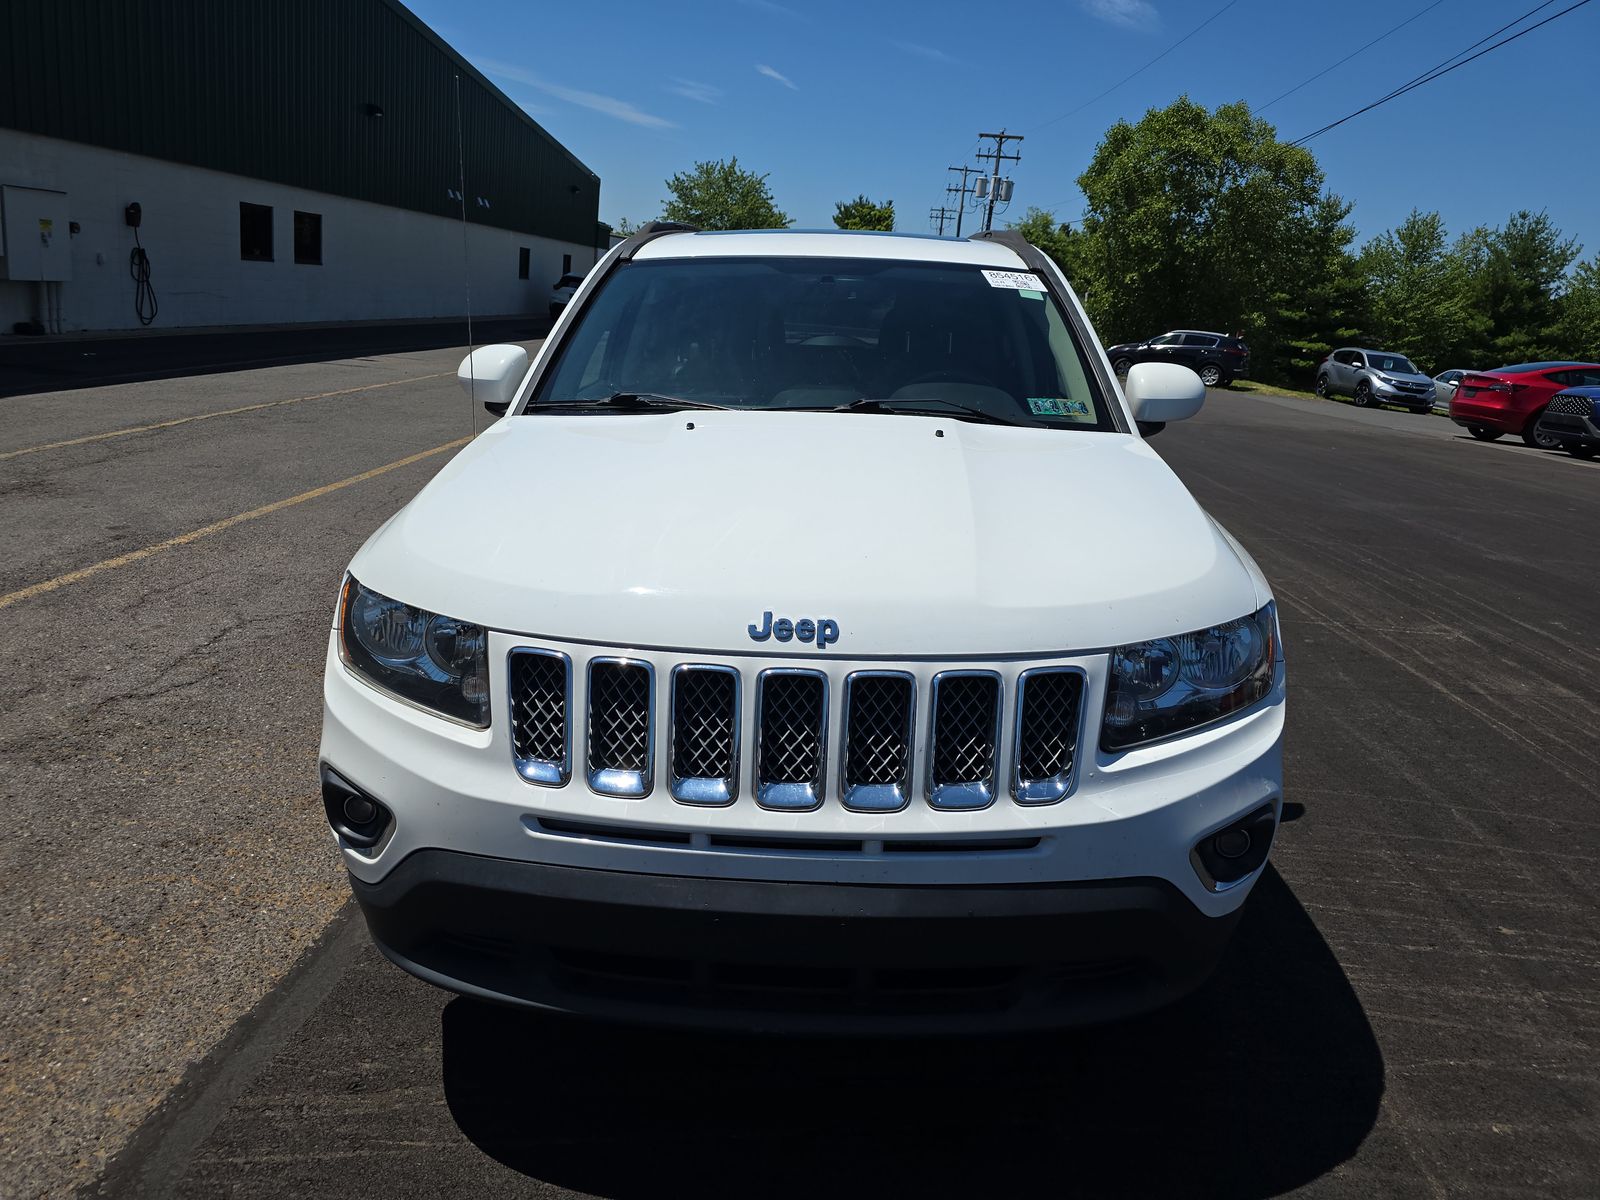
[1149,333,1181,346]
[556,274,583,289]
[1181,334,1218,347]
[529,256,1117,431]
[1334,350,1359,366]
[1557,368,1600,386]
[1368,354,1417,374]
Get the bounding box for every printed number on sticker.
[981,269,1045,291]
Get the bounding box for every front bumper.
[322,629,1285,1028]
[1536,411,1599,447]
[353,849,1243,1033]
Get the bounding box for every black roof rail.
[615,220,700,261]
[968,227,1069,283]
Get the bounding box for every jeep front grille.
[669,665,739,805]
[840,671,915,811]
[927,672,1001,810]
[754,669,827,810]
[586,659,654,797]
[1013,668,1083,804]
[509,649,569,786]
[508,649,1092,811]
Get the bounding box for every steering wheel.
[894,369,994,391]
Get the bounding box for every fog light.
[1214,828,1252,859]
[1191,804,1276,890]
[320,765,392,849]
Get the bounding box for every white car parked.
[320,225,1287,1032]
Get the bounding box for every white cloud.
[480,59,676,128]
[756,64,798,90]
[668,78,721,104]
[1081,0,1162,32]
[891,40,954,62]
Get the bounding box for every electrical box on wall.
[0,186,73,281]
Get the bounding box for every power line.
[1257,0,1449,112]
[1029,0,1243,136]
[1289,0,1592,146]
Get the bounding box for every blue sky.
[409,0,1600,263]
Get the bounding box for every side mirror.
[1124,362,1205,433]
[457,344,530,416]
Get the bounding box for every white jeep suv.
[319,225,1286,1032]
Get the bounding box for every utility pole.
[946,165,979,237]
[975,130,1023,232]
[929,205,958,236]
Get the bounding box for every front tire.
[1522,414,1561,450]
[1112,357,1133,377]
[1468,426,1502,442]
[1197,364,1222,387]
[1354,381,1375,407]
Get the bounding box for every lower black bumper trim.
[351,849,1242,1033]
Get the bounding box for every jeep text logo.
[747,611,839,649]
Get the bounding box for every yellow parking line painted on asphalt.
[0,437,471,611]
[0,372,451,462]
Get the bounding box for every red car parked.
[1450,361,1600,448]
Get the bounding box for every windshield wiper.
[538,391,731,413]
[831,397,1025,427]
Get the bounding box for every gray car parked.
[1315,348,1436,412]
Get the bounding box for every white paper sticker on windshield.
[981,269,1046,291]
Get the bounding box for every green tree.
[1462,210,1581,364]
[1267,194,1368,379]
[832,194,894,231]
[1010,207,1078,271]
[1556,256,1600,359]
[1359,210,1480,371]
[662,157,791,230]
[1069,97,1348,382]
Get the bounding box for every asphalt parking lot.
[3,356,1597,1198]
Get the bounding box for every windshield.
[1369,354,1418,375]
[528,256,1116,430]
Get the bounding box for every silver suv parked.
[1315,348,1436,412]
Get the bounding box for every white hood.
[349,412,1261,657]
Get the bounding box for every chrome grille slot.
[928,671,1001,810]
[509,649,570,786]
[1549,393,1595,417]
[1013,668,1083,804]
[841,671,914,811]
[586,659,654,797]
[669,665,739,805]
[755,669,827,810]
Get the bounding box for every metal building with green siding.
[0,0,605,333]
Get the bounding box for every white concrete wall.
[0,130,601,335]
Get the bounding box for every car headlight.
[1103,603,1278,750]
[338,577,490,727]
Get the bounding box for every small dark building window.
[518,247,530,280]
[294,211,322,265]
[239,202,274,262]
[562,253,573,275]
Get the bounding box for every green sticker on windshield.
[1019,289,1044,301]
[1028,397,1094,421]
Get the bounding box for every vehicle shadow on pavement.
[441,866,1382,1199]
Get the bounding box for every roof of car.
[1173,329,1230,338]
[1344,347,1415,356]
[1488,361,1599,373]
[631,228,1030,269]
